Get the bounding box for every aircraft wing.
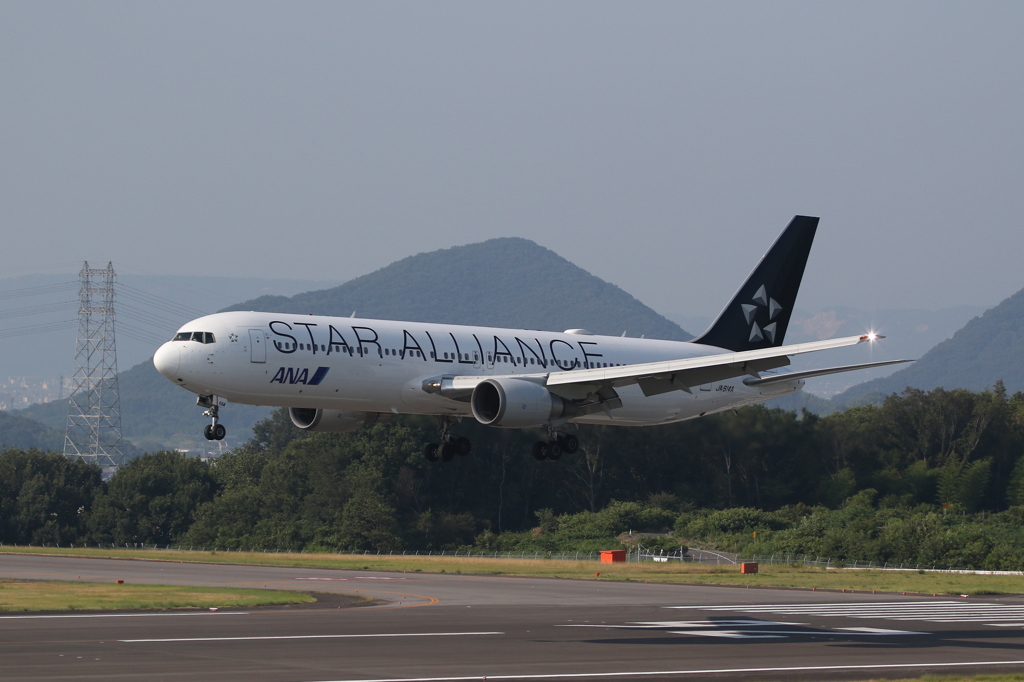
[543,334,884,398]
[742,358,914,386]
[443,334,887,401]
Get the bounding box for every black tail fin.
[692,215,818,352]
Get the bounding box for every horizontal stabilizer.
[742,359,915,387]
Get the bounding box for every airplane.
[153,216,910,462]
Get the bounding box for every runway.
[3,554,1024,681]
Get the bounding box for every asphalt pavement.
[3,553,1024,681]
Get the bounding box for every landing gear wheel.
[547,440,563,460]
[424,443,439,463]
[455,436,472,457]
[438,442,455,462]
[200,396,224,443]
[559,435,579,454]
[532,441,549,461]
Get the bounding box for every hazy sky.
[1,1,1021,318]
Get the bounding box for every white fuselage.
[153,311,804,426]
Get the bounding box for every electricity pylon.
[64,261,123,467]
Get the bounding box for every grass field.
[2,545,1022,595]
[0,578,314,612]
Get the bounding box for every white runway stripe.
[121,631,503,643]
[669,600,1024,627]
[295,659,1024,681]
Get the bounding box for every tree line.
[3,383,1024,569]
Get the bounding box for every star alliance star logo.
[741,284,782,343]
[229,333,239,343]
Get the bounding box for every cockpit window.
[173,331,216,344]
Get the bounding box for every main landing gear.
[532,430,579,461]
[198,395,226,441]
[424,416,472,463]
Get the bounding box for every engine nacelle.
[289,408,391,433]
[471,378,568,428]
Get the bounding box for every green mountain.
[225,237,691,341]
[838,287,1024,403]
[0,410,63,451]
[18,237,689,453]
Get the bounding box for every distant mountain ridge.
[226,237,691,341]
[18,237,690,453]
[838,286,1024,402]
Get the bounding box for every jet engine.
[289,407,391,433]
[470,378,569,428]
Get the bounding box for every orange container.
[740,562,759,574]
[599,550,626,563]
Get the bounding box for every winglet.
[692,216,818,352]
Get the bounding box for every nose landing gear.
[198,395,226,441]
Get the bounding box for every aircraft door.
[249,329,266,363]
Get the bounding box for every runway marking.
[120,631,503,643]
[289,659,1024,681]
[558,620,924,639]
[0,612,248,620]
[669,600,1024,627]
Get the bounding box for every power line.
[0,320,77,340]
[117,282,209,319]
[0,281,77,302]
[0,301,77,320]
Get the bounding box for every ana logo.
[270,366,330,385]
[741,284,783,343]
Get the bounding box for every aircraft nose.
[153,342,180,380]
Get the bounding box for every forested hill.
[15,238,687,453]
[225,237,691,341]
[0,410,63,451]
[838,285,1024,403]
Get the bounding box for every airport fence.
[6,541,1022,574]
